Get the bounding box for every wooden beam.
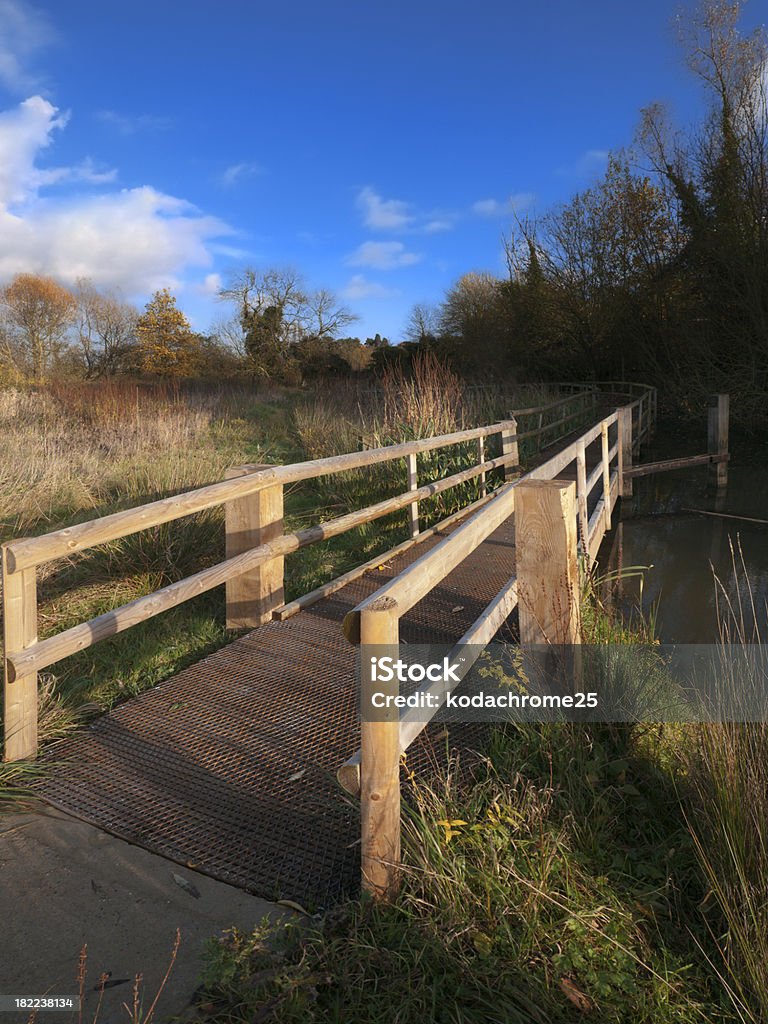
[274,490,498,621]
[225,465,284,628]
[406,452,419,538]
[618,405,633,497]
[601,422,612,532]
[3,550,38,761]
[708,394,729,491]
[515,479,581,646]
[576,444,589,558]
[501,417,519,480]
[624,452,729,479]
[360,599,401,900]
[477,435,486,498]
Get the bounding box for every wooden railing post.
[225,464,284,628]
[501,417,519,480]
[618,406,633,497]
[406,452,419,537]
[708,394,729,492]
[575,442,589,556]
[477,435,487,498]
[3,548,38,761]
[515,479,581,646]
[601,421,612,532]
[360,598,401,900]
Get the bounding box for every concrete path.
[0,806,287,1024]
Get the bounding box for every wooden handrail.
[3,420,516,572]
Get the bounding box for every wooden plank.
[618,405,633,497]
[576,444,589,558]
[5,422,515,573]
[339,576,519,796]
[3,552,38,761]
[8,460,515,680]
[624,453,729,479]
[601,421,611,532]
[225,465,284,629]
[501,416,519,480]
[478,435,486,498]
[708,394,729,491]
[360,601,401,900]
[406,452,419,538]
[515,479,581,646]
[525,412,617,482]
[274,490,498,621]
[343,483,516,642]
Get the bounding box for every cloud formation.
[219,161,264,187]
[95,110,172,135]
[471,193,535,218]
[356,186,413,231]
[0,96,231,295]
[340,274,399,300]
[0,0,54,93]
[346,240,422,270]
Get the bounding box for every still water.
[601,425,768,643]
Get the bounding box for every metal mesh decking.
[35,514,516,908]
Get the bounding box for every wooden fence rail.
[2,383,637,762]
[340,391,654,899]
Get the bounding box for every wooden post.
[406,452,419,538]
[360,599,401,900]
[708,394,729,492]
[601,421,611,532]
[536,411,544,452]
[477,435,486,498]
[618,405,633,497]
[515,479,581,646]
[501,416,519,480]
[3,549,38,761]
[576,443,589,557]
[225,464,284,628]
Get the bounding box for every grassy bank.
[190,581,768,1023]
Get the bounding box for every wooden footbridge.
[2,382,658,906]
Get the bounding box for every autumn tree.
[0,273,76,380]
[135,289,199,377]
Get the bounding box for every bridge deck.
[36,514,516,909]
[34,423,610,909]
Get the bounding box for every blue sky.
[0,0,763,342]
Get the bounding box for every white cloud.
[95,110,172,135]
[0,0,54,94]
[0,96,232,295]
[471,193,535,218]
[191,272,223,298]
[356,186,413,231]
[346,240,422,270]
[556,149,610,178]
[424,218,453,234]
[340,275,399,301]
[220,161,264,187]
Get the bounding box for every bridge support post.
[360,599,401,901]
[501,416,519,480]
[225,464,284,628]
[2,551,38,761]
[708,394,729,493]
[618,406,633,498]
[515,480,581,648]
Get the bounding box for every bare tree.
[75,279,138,377]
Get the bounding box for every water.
[601,424,768,643]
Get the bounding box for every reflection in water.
[601,432,768,644]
